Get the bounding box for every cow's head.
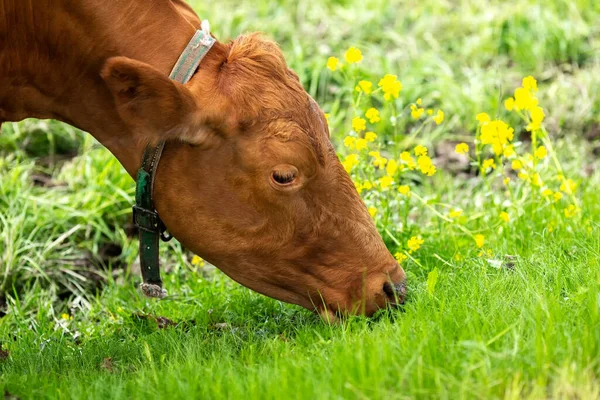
[101,34,406,319]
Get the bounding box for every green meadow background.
[0,0,599,398]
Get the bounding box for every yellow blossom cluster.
[378,74,402,101]
[504,76,545,132]
[407,236,424,253]
[477,115,514,156]
[365,108,380,123]
[355,80,372,94]
[328,49,581,260]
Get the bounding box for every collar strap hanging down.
[134,21,216,299]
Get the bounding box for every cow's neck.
[0,0,206,176]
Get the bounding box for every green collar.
[134,21,216,299]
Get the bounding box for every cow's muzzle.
[383,279,407,307]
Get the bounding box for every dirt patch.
[3,390,20,400]
[101,357,114,372]
[0,297,6,318]
[155,316,177,329]
[585,123,600,142]
[434,141,476,177]
[131,312,193,330]
[586,123,600,157]
[30,172,67,188]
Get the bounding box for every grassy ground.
[1,0,599,398]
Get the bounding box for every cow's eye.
[271,165,298,187]
[272,170,295,185]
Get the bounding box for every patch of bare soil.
[434,141,475,178]
[30,172,66,188]
[0,348,9,361]
[3,390,20,400]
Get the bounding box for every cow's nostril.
[394,281,407,305]
[383,281,395,299]
[383,280,407,306]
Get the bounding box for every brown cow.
[0,0,406,319]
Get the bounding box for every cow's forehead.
[260,97,324,135]
[255,99,327,164]
[302,97,328,164]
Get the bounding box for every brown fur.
[0,0,406,317]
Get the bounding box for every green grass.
[1,0,600,398]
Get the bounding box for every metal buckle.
[133,205,173,242]
[132,205,161,232]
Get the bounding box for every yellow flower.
[564,204,578,218]
[416,98,422,106]
[522,76,538,92]
[345,47,363,64]
[410,104,425,119]
[504,97,515,111]
[449,209,463,218]
[482,158,496,170]
[560,178,576,194]
[518,171,530,182]
[531,172,543,187]
[480,120,514,155]
[355,138,368,151]
[479,249,494,258]
[499,212,510,223]
[400,151,416,170]
[365,108,380,123]
[365,131,377,142]
[542,189,553,197]
[61,313,73,321]
[379,175,394,189]
[476,113,490,124]
[398,185,411,195]
[512,159,523,170]
[369,151,388,168]
[553,192,563,202]
[514,87,538,111]
[417,155,436,176]
[474,234,485,249]
[363,181,373,190]
[527,106,545,131]
[433,110,444,125]
[394,252,408,263]
[455,143,469,154]
[191,255,205,266]
[503,177,511,185]
[326,57,339,71]
[378,74,402,101]
[407,236,424,253]
[342,154,359,172]
[534,145,547,159]
[375,157,388,168]
[503,145,516,158]
[355,80,373,94]
[352,116,366,132]
[414,145,428,157]
[343,136,356,149]
[427,109,433,116]
[324,113,330,122]
[368,207,377,217]
[386,159,398,176]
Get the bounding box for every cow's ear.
[101,56,214,145]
